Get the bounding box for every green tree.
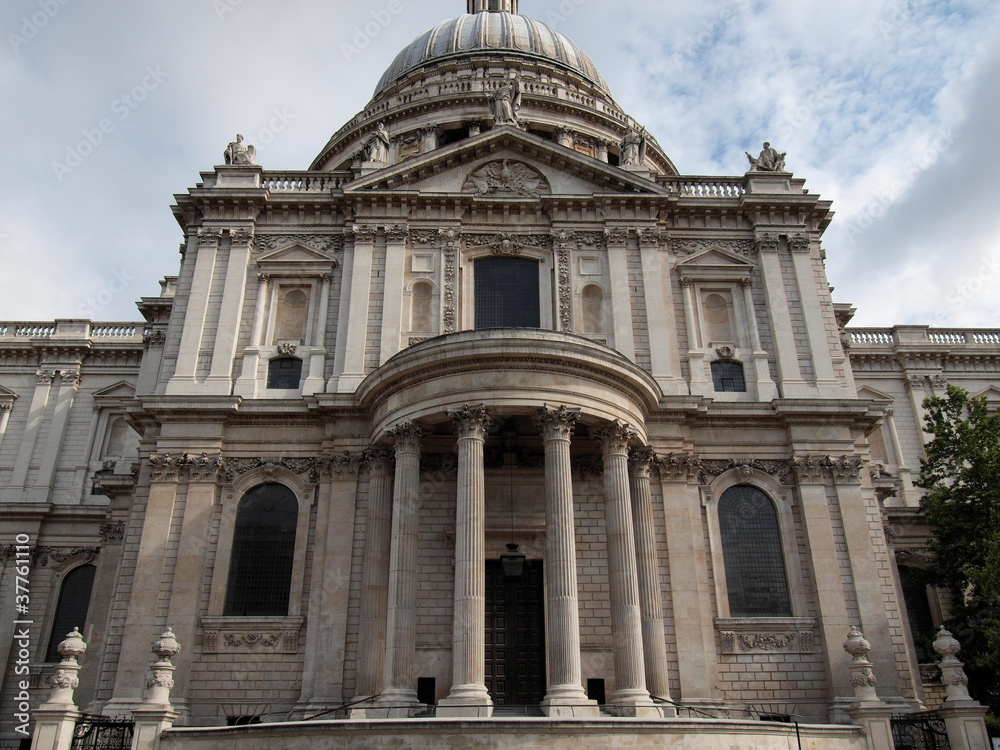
[917,385,1000,720]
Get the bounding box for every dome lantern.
[468,0,518,13]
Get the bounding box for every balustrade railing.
[0,322,141,341]
[661,176,746,198]
[263,172,351,192]
[850,328,1000,348]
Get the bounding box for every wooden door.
[484,559,546,705]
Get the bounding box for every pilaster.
[34,369,82,497]
[639,229,686,394]
[302,273,333,396]
[605,228,636,361]
[789,234,843,397]
[756,233,809,397]
[379,225,408,365]
[332,225,377,393]
[234,273,270,398]
[9,370,55,491]
[680,278,710,395]
[167,228,221,394]
[741,278,779,401]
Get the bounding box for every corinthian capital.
[593,419,638,456]
[536,405,581,442]
[449,404,494,440]
[629,447,657,479]
[387,421,424,453]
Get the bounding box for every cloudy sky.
[1,0,998,328]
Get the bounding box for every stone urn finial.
[144,627,181,707]
[934,627,974,702]
[843,627,880,704]
[44,628,88,707]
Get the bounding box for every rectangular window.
[712,361,746,393]
[474,257,541,329]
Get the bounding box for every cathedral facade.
[3,1,999,747]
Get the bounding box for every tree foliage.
[917,385,1000,716]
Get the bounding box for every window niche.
[473,256,542,329]
[267,357,303,390]
[202,468,311,654]
[45,565,96,662]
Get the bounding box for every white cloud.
[0,0,998,328]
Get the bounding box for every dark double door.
[484,559,546,706]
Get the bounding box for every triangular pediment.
[973,386,1000,401]
[257,243,336,263]
[92,381,136,400]
[677,247,756,270]
[346,127,667,198]
[857,385,894,403]
[0,384,18,401]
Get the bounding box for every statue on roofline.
[746,142,787,172]
[363,122,391,164]
[224,134,256,166]
[490,74,522,126]
[621,124,647,167]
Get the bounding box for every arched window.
[718,486,791,617]
[267,358,302,390]
[474,256,540,329]
[45,565,96,662]
[224,484,298,617]
[712,361,746,393]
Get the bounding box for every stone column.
[757,234,808,397]
[0,402,12,451]
[379,226,408,366]
[34,369,81,497]
[883,408,917,507]
[354,448,395,703]
[10,370,54,491]
[933,628,993,750]
[639,229,686,395]
[31,629,86,750]
[741,278,779,401]
[605,229,636,361]
[789,234,842,397]
[439,405,494,717]
[206,228,254,394]
[904,373,933,447]
[303,272,334,396]
[628,448,673,708]
[536,406,599,717]
[681,278,710,395]
[167,228,221,394]
[131,629,180,750]
[593,421,658,717]
[234,273,270,398]
[378,422,424,715]
[332,225,377,393]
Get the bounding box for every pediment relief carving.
[463,160,549,199]
[254,234,344,256]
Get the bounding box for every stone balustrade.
[663,176,746,198]
[263,171,351,192]
[849,326,1000,348]
[0,320,141,341]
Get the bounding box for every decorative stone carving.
[825,455,864,484]
[788,234,811,254]
[904,373,926,392]
[277,342,298,356]
[793,456,826,484]
[230,228,255,248]
[440,228,461,334]
[61,370,82,388]
[385,225,409,244]
[37,370,56,384]
[573,230,606,249]
[843,627,880,701]
[605,227,630,248]
[628,447,657,479]
[198,228,224,246]
[715,346,737,362]
[718,621,815,654]
[252,234,344,254]
[320,451,361,478]
[201,619,301,655]
[32,547,100,567]
[754,233,780,255]
[697,458,793,486]
[465,231,547,256]
[463,160,546,198]
[387,421,425,452]
[142,329,167,349]
[930,373,947,390]
[551,231,574,332]
[669,238,755,257]
[143,628,181,705]
[638,228,664,248]
[658,453,702,483]
[353,225,380,243]
[99,521,126,545]
[448,404,494,440]
[42,628,86,706]
[362,446,394,476]
[746,142,787,172]
[224,134,256,166]
[593,419,638,455]
[535,405,580,441]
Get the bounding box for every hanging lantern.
[501,543,526,580]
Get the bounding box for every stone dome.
[374,12,612,99]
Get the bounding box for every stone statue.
[364,122,391,164]
[224,134,256,166]
[746,142,787,172]
[621,125,647,167]
[490,74,522,125]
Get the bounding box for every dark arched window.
[718,486,791,617]
[45,565,96,661]
[267,358,302,390]
[474,256,540,329]
[224,484,298,617]
[712,361,746,392]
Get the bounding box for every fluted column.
[594,421,658,717]
[536,406,598,717]
[354,448,395,702]
[439,405,494,717]
[628,448,673,708]
[378,422,424,714]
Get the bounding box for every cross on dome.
[468,0,518,13]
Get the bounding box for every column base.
[609,688,662,718]
[437,687,494,718]
[374,688,423,718]
[541,685,600,718]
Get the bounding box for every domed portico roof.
[373,10,612,99]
